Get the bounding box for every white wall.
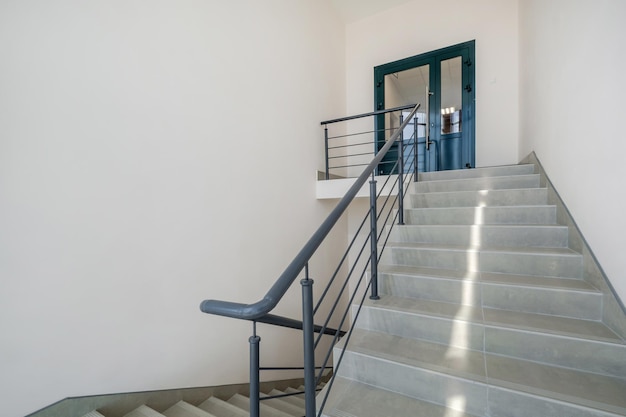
[345,0,520,168]
[519,0,626,301]
[0,1,346,416]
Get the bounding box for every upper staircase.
[322,163,626,417]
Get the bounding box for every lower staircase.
[322,163,626,417]
[83,383,320,417]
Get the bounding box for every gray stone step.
[355,295,625,378]
[418,164,535,182]
[387,224,569,248]
[413,174,540,193]
[403,205,557,225]
[198,396,248,417]
[319,376,477,417]
[381,242,583,280]
[335,329,626,416]
[227,393,294,417]
[83,412,106,417]
[268,389,305,408]
[163,401,216,417]
[124,405,166,417]
[410,187,549,208]
[378,266,602,320]
[260,392,305,416]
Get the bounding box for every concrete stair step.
[319,376,478,417]
[403,204,557,225]
[355,295,625,378]
[260,392,305,416]
[413,174,540,193]
[198,396,248,417]
[227,393,294,417]
[335,329,626,416]
[124,405,166,417]
[410,187,549,208]
[387,224,569,248]
[268,389,306,408]
[83,412,106,417]
[417,164,535,182]
[378,265,602,319]
[381,242,583,280]
[163,401,216,417]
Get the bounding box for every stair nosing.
[360,296,623,345]
[340,329,626,414]
[384,241,581,257]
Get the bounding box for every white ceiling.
[329,0,416,23]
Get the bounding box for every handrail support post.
[249,324,261,417]
[324,125,330,180]
[413,116,419,182]
[369,173,380,300]
[301,265,316,417]
[398,114,405,225]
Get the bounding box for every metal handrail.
[200,103,421,321]
[320,103,417,125]
[200,103,421,417]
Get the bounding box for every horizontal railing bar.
[260,390,314,401]
[200,103,420,321]
[328,141,374,150]
[259,366,325,371]
[321,103,417,125]
[256,313,346,336]
[327,127,395,140]
[328,151,372,160]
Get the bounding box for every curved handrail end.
[200,297,274,321]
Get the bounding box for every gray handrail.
[200,103,421,321]
[320,103,417,125]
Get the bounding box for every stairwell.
[322,163,626,417]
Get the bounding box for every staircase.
[82,383,319,417]
[322,164,626,417]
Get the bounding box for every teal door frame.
[374,40,475,173]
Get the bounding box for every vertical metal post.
[324,125,330,180]
[398,114,405,226]
[301,264,316,417]
[249,323,260,417]
[413,116,419,182]
[369,173,380,300]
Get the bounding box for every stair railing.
[200,103,421,417]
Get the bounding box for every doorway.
[375,41,475,174]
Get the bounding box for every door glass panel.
[440,56,462,134]
[384,65,429,141]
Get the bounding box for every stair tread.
[163,401,216,417]
[364,295,623,344]
[417,164,535,181]
[320,376,477,417]
[227,393,294,417]
[412,186,548,196]
[260,392,305,415]
[82,412,106,417]
[384,241,580,256]
[417,173,540,185]
[342,328,626,414]
[379,265,598,292]
[124,405,166,417]
[198,397,248,417]
[268,389,306,408]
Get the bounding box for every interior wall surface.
[0,1,347,416]
[519,0,626,301]
[345,0,520,168]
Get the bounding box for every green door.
[375,41,475,174]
